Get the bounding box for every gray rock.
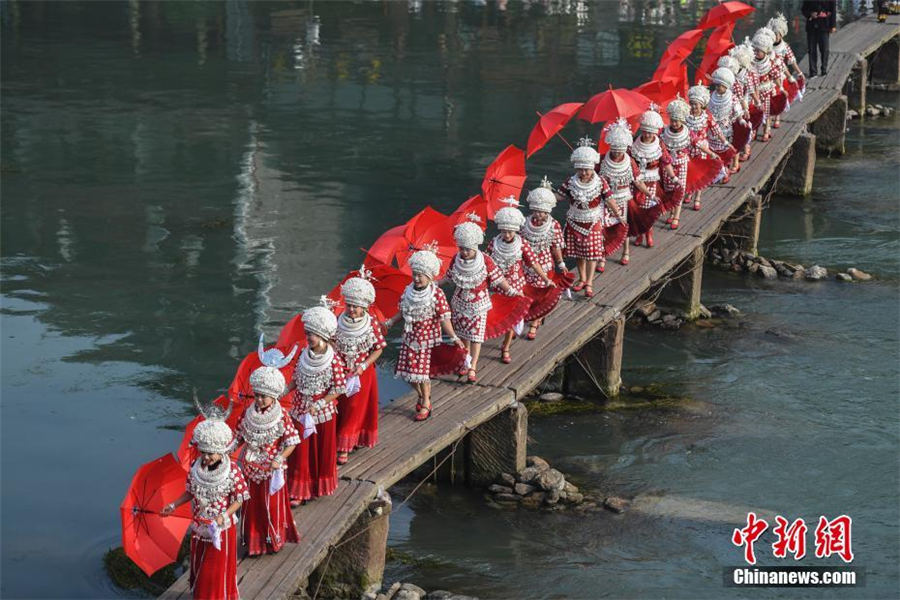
[697,304,712,319]
[731,263,743,272]
[567,492,585,504]
[536,468,566,492]
[385,582,402,599]
[520,492,545,508]
[545,488,561,505]
[662,313,677,324]
[498,472,516,487]
[757,257,772,268]
[488,484,513,495]
[494,493,521,503]
[758,265,778,279]
[376,594,390,600]
[514,483,536,496]
[425,593,454,600]
[564,481,580,494]
[604,496,630,513]
[836,273,853,282]
[848,109,859,119]
[399,583,427,598]
[805,265,828,280]
[792,269,805,280]
[748,262,760,274]
[526,455,550,471]
[394,591,422,600]
[646,309,662,322]
[884,106,895,117]
[660,317,683,330]
[710,304,741,317]
[539,392,564,403]
[847,268,872,281]
[518,466,541,484]
[635,300,657,318]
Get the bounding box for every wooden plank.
[830,16,900,56]
[781,88,840,124]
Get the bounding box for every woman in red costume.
[685,84,732,209]
[628,107,677,248]
[522,177,566,340]
[334,273,386,465]
[287,302,346,506]
[235,365,300,556]
[162,405,248,600]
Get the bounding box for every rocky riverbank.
[365,582,478,600]
[708,246,874,283]
[848,102,895,119]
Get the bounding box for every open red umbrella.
[526,102,583,158]
[578,87,651,124]
[696,22,736,84]
[449,194,490,231]
[276,313,308,354]
[633,78,681,106]
[481,145,527,216]
[120,454,192,576]
[651,29,704,79]
[363,207,456,275]
[697,1,754,29]
[366,224,406,266]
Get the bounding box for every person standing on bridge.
[447,219,518,382]
[487,201,555,364]
[522,177,566,340]
[162,405,249,600]
[629,107,677,249]
[768,12,804,129]
[559,136,620,294]
[235,365,300,556]
[686,83,733,199]
[751,28,790,142]
[727,41,760,162]
[287,303,346,506]
[334,273,386,465]
[598,118,650,266]
[802,0,837,78]
[707,68,746,176]
[386,247,463,420]
[661,96,692,230]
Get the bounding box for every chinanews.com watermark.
[725,513,864,588]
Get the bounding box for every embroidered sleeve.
[552,221,564,249]
[371,321,387,351]
[483,254,505,286]
[660,145,672,166]
[330,356,347,395]
[521,240,538,268]
[434,287,451,320]
[630,158,641,179]
[600,176,612,198]
[785,45,796,65]
[707,114,724,139]
[231,468,251,503]
[485,239,495,256]
[281,412,300,448]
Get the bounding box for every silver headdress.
[494,205,527,232]
[407,246,442,279]
[752,28,776,54]
[639,106,665,134]
[570,136,600,169]
[340,271,376,308]
[688,83,711,107]
[454,220,485,249]
[603,117,633,151]
[768,13,788,38]
[666,96,690,122]
[526,176,557,213]
[717,55,740,76]
[257,333,298,369]
[729,39,754,69]
[249,365,286,399]
[711,67,736,89]
[192,391,235,455]
[302,297,338,340]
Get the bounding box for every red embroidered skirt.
[336,365,379,452]
[242,476,300,556]
[190,526,239,600]
[287,417,338,500]
[563,221,604,260]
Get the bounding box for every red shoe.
[572,280,585,292]
[526,324,537,341]
[414,402,432,421]
[337,452,349,465]
[670,218,680,230]
[730,164,741,174]
[620,252,630,266]
[773,120,781,129]
[467,368,478,383]
[720,173,730,184]
[634,234,644,246]
[645,231,654,247]
[665,215,673,224]
[693,201,701,211]
[501,349,511,364]
[596,260,606,273]
[457,366,468,377]
[584,284,594,298]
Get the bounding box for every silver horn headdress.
[192,390,236,454]
[257,333,298,369]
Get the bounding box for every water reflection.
[2,1,850,598]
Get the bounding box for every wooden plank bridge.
[161,15,899,600]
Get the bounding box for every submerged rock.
[805,265,828,280]
[710,303,741,317]
[604,496,630,513]
[539,392,564,403]
[758,265,778,279]
[836,272,853,282]
[847,268,872,281]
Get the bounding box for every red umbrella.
[651,29,704,79]
[449,194,489,231]
[481,145,527,216]
[526,102,583,158]
[363,207,455,274]
[633,78,681,106]
[696,22,736,84]
[326,263,411,321]
[366,224,406,266]
[697,1,754,29]
[578,87,651,124]
[276,313,308,353]
[120,454,192,576]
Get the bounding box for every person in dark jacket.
[801,1,837,77]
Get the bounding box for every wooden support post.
[776,132,816,196]
[718,194,762,255]
[658,246,704,320]
[870,35,900,84]
[307,492,392,599]
[563,315,625,399]
[465,402,528,486]
[845,57,867,112]
[809,95,847,156]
